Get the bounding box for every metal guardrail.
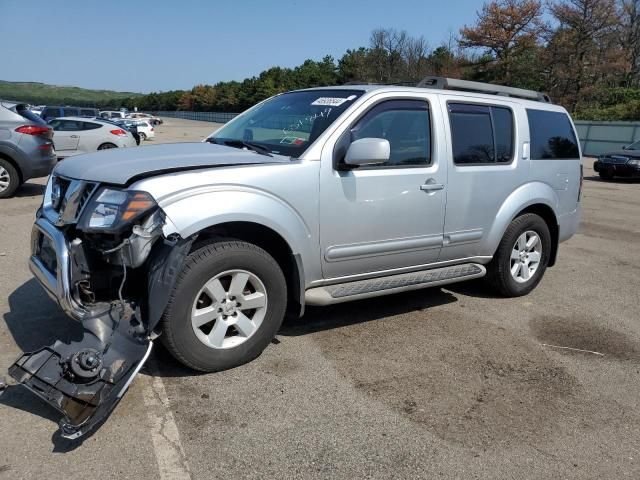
[154,113,640,157]
[155,111,239,123]
[574,121,640,156]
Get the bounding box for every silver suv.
[10,77,582,438]
[0,101,56,197]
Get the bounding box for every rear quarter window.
[526,109,579,159]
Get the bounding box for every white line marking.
[541,343,605,356]
[142,358,192,480]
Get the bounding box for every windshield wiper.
[209,138,273,157]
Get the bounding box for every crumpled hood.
[54,142,289,185]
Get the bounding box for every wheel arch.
[0,149,23,184]
[189,221,306,317]
[487,183,560,267]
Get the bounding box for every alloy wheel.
[510,230,542,283]
[191,269,268,349]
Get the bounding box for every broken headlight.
[79,187,157,233]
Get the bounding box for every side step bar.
[305,263,486,306]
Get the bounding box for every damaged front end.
[9,176,191,439]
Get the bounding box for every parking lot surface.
[1,118,639,479]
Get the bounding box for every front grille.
[602,155,629,165]
[76,182,97,220]
[48,176,98,226]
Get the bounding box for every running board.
[305,263,486,306]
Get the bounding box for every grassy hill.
[0,80,143,107]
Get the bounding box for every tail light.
[578,164,584,201]
[110,129,127,137]
[16,125,53,139]
[150,127,154,131]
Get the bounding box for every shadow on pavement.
[13,182,46,198]
[150,286,460,378]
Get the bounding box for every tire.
[485,213,551,297]
[161,239,287,372]
[98,142,117,150]
[599,169,614,181]
[0,158,20,198]
[139,132,147,141]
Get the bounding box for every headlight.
[628,159,640,166]
[79,187,157,233]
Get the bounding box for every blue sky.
[1,0,484,93]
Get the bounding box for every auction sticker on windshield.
[311,97,352,107]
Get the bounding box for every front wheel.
[485,213,551,297]
[161,239,287,372]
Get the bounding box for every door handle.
[420,183,444,192]
[70,135,79,138]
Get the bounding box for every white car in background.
[99,110,127,120]
[48,117,137,158]
[128,112,163,125]
[133,120,155,141]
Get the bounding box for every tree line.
[117,0,639,120]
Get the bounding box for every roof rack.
[416,76,551,103]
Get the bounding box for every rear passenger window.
[350,100,431,167]
[81,122,102,130]
[526,109,579,159]
[449,103,514,165]
[63,108,79,117]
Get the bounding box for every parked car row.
[0,101,158,198]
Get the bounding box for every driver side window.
[350,100,431,167]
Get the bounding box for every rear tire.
[98,142,117,150]
[0,159,20,198]
[161,239,287,372]
[485,213,551,297]
[139,132,147,141]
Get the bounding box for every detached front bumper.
[12,212,193,440]
[29,216,89,320]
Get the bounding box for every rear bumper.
[558,204,581,243]
[29,217,88,320]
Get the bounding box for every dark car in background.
[593,140,640,180]
[41,106,99,121]
[0,101,56,198]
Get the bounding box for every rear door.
[439,96,526,261]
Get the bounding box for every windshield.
[626,140,640,150]
[210,89,363,157]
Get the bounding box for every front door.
[319,97,447,279]
[50,119,81,153]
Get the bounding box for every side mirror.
[344,137,390,166]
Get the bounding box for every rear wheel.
[161,239,287,372]
[139,132,147,141]
[0,159,20,198]
[97,142,117,150]
[485,213,551,297]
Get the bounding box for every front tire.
[161,239,287,372]
[0,159,20,198]
[485,213,551,297]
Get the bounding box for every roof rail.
[416,76,551,103]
